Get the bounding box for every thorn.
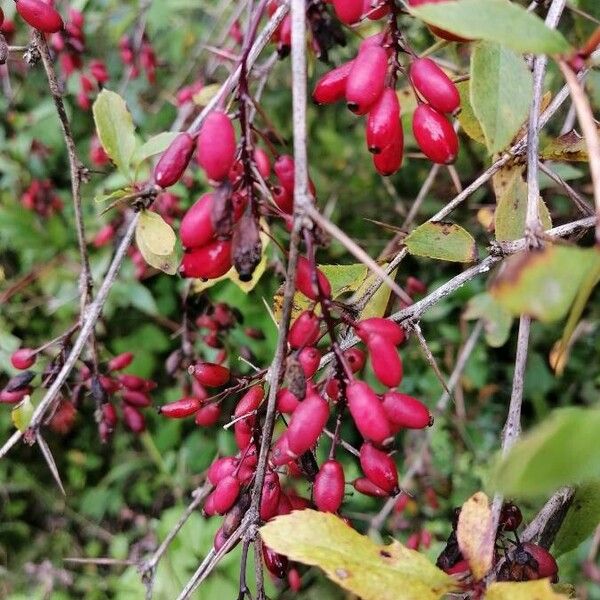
[37,432,66,496]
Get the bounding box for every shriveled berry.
[107,352,134,372]
[295,256,331,300]
[367,334,404,388]
[196,110,236,182]
[122,404,145,433]
[212,475,241,514]
[345,46,388,115]
[180,240,232,279]
[332,0,364,24]
[286,391,329,456]
[16,0,64,33]
[412,104,458,165]
[353,476,389,497]
[159,396,202,418]
[359,442,398,494]
[154,133,195,188]
[366,88,401,154]
[346,381,391,445]
[288,311,321,349]
[410,58,460,114]
[499,502,523,532]
[382,391,433,429]
[313,459,345,513]
[312,61,354,105]
[195,402,221,426]
[11,348,36,370]
[179,193,215,249]
[355,317,405,345]
[192,362,230,387]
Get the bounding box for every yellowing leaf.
[491,246,600,322]
[356,267,398,320]
[137,210,176,255]
[260,510,456,600]
[540,129,591,162]
[457,81,485,145]
[456,492,494,580]
[193,83,221,107]
[464,292,512,347]
[12,395,33,432]
[404,222,477,263]
[495,174,552,241]
[485,579,568,600]
[492,163,525,201]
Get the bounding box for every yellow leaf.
[193,83,221,107]
[456,492,495,580]
[135,214,178,275]
[136,210,176,256]
[485,579,568,600]
[492,162,525,200]
[356,267,397,320]
[12,395,34,432]
[260,510,456,600]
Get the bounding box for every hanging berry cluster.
[20,179,63,217]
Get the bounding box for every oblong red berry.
[254,148,271,179]
[271,433,294,466]
[272,185,293,214]
[195,402,221,426]
[234,385,263,425]
[412,104,458,165]
[276,388,300,414]
[123,390,151,408]
[346,381,391,445]
[117,374,146,390]
[274,155,295,194]
[159,396,202,418]
[345,348,366,373]
[122,404,145,433]
[154,133,195,188]
[207,456,238,485]
[366,88,401,154]
[286,391,329,456]
[353,477,389,497]
[295,256,332,300]
[521,543,558,581]
[312,61,354,105]
[179,193,215,250]
[313,459,345,513]
[11,348,36,370]
[345,46,388,115]
[234,420,253,450]
[382,391,433,429]
[0,388,30,404]
[410,58,460,114]
[180,240,232,279]
[359,442,398,494]
[212,475,241,514]
[288,311,321,349]
[364,0,389,19]
[298,347,321,378]
[102,402,118,427]
[332,0,364,24]
[373,137,403,176]
[107,352,134,372]
[16,0,63,33]
[355,317,405,345]
[260,471,281,521]
[367,334,403,388]
[263,543,288,579]
[192,362,230,387]
[196,110,236,182]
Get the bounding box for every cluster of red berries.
[21,179,63,217]
[119,34,158,85]
[437,502,559,583]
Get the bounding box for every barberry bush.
[1,0,600,599]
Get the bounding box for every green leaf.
[494,173,552,241]
[404,222,477,263]
[132,131,180,168]
[92,89,137,180]
[456,81,485,145]
[470,42,532,155]
[553,481,600,556]
[490,407,600,498]
[260,510,456,600]
[136,210,176,256]
[11,396,33,432]
[464,292,512,347]
[409,0,571,54]
[94,188,131,204]
[540,129,590,162]
[357,267,398,320]
[491,246,600,322]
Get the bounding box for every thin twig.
[538,160,594,215]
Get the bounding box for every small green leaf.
[92,89,137,180]
[94,188,131,204]
[490,407,600,498]
[260,510,456,600]
[133,132,181,168]
[456,81,485,145]
[464,293,512,347]
[491,246,600,322]
[136,210,176,256]
[470,42,533,155]
[404,222,477,263]
[409,0,571,54]
[12,396,34,432]
[540,129,590,162]
[553,481,600,556]
[495,173,552,241]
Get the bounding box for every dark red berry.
[346,381,391,445]
[122,390,152,408]
[410,58,460,114]
[373,137,403,176]
[154,133,195,188]
[16,0,64,33]
[196,110,236,182]
[412,104,459,165]
[499,502,523,532]
[122,404,145,433]
[262,543,289,579]
[295,256,332,300]
[11,348,36,370]
[260,471,281,521]
[194,402,221,426]
[366,88,401,154]
[159,396,202,418]
[312,61,354,105]
[522,543,558,581]
[191,362,230,387]
[332,0,364,24]
[359,442,398,494]
[180,240,232,279]
[313,459,345,513]
[212,475,241,514]
[353,477,389,497]
[286,391,329,456]
[382,391,433,429]
[345,46,388,115]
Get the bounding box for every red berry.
[366,88,401,154]
[159,396,202,418]
[382,391,433,429]
[332,0,364,24]
[345,46,388,115]
[11,348,36,370]
[288,310,321,349]
[286,391,329,456]
[410,58,460,114]
[196,110,236,182]
[367,334,404,388]
[260,471,281,521]
[212,475,241,514]
[276,388,300,414]
[122,404,145,433]
[16,0,63,33]
[0,8,4,28]
[373,137,403,176]
[359,442,398,494]
[263,543,289,579]
[93,224,115,247]
[499,502,523,532]
[346,381,391,445]
[107,352,134,372]
[353,477,389,497]
[412,104,459,165]
[355,317,405,345]
[207,456,238,485]
[117,374,146,390]
[270,433,294,466]
[102,403,118,428]
[298,347,321,378]
[344,348,366,373]
[154,133,195,188]
[288,567,302,592]
[295,256,332,300]
[234,386,264,424]
[122,390,152,408]
[272,185,294,214]
[0,388,31,404]
[179,193,215,250]
[312,61,354,105]
[254,148,271,179]
[273,155,295,194]
[191,362,230,387]
[194,402,221,426]
[180,240,232,279]
[364,0,390,19]
[234,420,253,450]
[313,459,345,513]
[406,276,427,295]
[522,543,558,581]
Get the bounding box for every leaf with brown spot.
[540,129,595,162]
[456,492,495,580]
[260,510,456,600]
[484,579,568,599]
[492,162,525,200]
[404,222,477,263]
